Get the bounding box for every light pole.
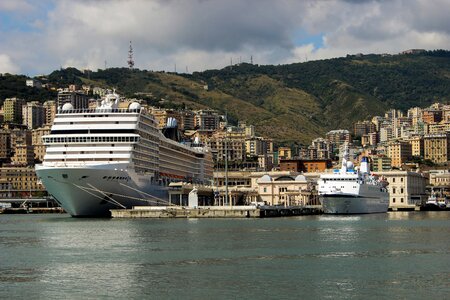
[225,112,229,206]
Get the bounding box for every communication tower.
[127,41,135,69]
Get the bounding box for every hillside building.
[387,141,412,168]
[2,98,26,124]
[0,167,46,198]
[326,129,351,147]
[424,133,450,164]
[408,135,424,157]
[25,79,42,88]
[32,126,51,162]
[353,120,376,137]
[57,90,89,109]
[43,101,56,125]
[278,147,292,160]
[22,101,45,129]
[194,109,220,130]
[422,109,442,124]
[279,159,332,173]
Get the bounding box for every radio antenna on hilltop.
[127,41,135,69]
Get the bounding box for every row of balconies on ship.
[159,156,202,174]
[44,145,134,162]
[53,115,140,124]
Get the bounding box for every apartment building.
[278,147,292,160]
[32,126,51,162]
[57,90,89,109]
[353,120,376,137]
[245,137,273,158]
[3,98,26,123]
[194,109,220,130]
[43,101,56,125]
[279,159,332,173]
[422,109,442,124]
[326,129,351,147]
[387,141,412,168]
[22,101,45,129]
[408,135,424,157]
[424,133,450,164]
[0,167,46,197]
[370,156,392,172]
[151,108,183,129]
[0,129,11,163]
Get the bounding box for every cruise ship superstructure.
[35,92,213,217]
[318,148,389,214]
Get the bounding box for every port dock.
[110,205,323,218]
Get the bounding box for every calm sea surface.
[0,212,449,299]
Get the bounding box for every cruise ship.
[318,148,389,214]
[35,92,213,217]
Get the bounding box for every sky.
[1,0,450,76]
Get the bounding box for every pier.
[110,205,323,218]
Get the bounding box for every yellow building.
[10,128,33,166]
[377,170,427,210]
[3,97,26,123]
[387,141,412,168]
[0,167,46,197]
[278,147,292,160]
[213,170,319,206]
[43,101,56,125]
[255,174,316,206]
[245,137,273,157]
[369,155,392,172]
[151,108,182,130]
[408,135,424,157]
[32,126,51,162]
[424,133,450,164]
[426,122,450,134]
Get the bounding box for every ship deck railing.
[57,108,141,114]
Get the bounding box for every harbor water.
[0,212,449,299]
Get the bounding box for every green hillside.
[0,74,56,106]
[3,50,450,145]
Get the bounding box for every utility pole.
[225,111,229,206]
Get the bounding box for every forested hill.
[3,50,450,145]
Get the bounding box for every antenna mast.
[127,41,135,69]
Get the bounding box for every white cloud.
[0,54,20,74]
[0,0,33,12]
[1,0,450,75]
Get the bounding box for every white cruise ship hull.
[35,163,167,217]
[320,191,389,214]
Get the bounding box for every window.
[401,198,404,203]
[263,187,267,193]
[393,198,396,203]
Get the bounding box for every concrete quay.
[110,205,323,218]
[0,207,65,214]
